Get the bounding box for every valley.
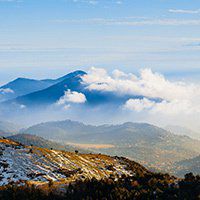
[21,120,200,176]
[66,143,115,149]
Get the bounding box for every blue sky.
[1,0,200,84]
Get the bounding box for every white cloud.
[53,17,200,26]
[150,100,194,115]
[63,104,71,110]
[124,98,197,116]
[71,0,98,5]
[0,88,14,94]
[20,104,26,109]
[82,67,193,101]
[57,89,87,104]
[82,67,200,117]
[110,19,200,26]
[169,9,200,14]
[124,98,155,112]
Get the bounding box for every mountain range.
[0,70,146,111]
[0,71,199,177]
[0,71,85,106]
[22,120,200,175]
[0,71,88,102]
[0,78,53,102]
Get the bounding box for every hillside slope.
[8,134,89,153]
[0,138,199,200]
[173,155,200,177]
[0,138,145,187]
[23,120,200,174]
[165,125,200,140]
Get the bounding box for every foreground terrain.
[0,138,144,187]
[0,138,199,199]
[23,120,200,175]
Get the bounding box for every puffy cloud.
[82,67,195,100]
[0,88,14,94]
[124,98,197,116]
[112,69,137,80]
[57,90,87,105]
[124,98,155,112]
[82,67,200,116]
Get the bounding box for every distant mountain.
[1,70,147,110]
[0,78,54,101]
[0,121,21,136]
[4,70,86,107]
[165,125,200,140]
[23,120,169,143]
[8,133,88,153]
[23,120,200,174]
[23,120,97,140]
[0,70,88,103]
[173,155,200,177]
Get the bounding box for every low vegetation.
[0,172,199,200]
[0,138,199,199]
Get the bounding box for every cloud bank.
[169,9,200,14]
[124,98,156,112]
[57,89,87,105]
[54,17,200,26]
[82,67,200,117]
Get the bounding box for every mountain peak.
[55,70,86,82]
[15,77,33,81]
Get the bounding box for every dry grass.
[0,138,134,189]
[0,139,20,146]
[67,143,115,149]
